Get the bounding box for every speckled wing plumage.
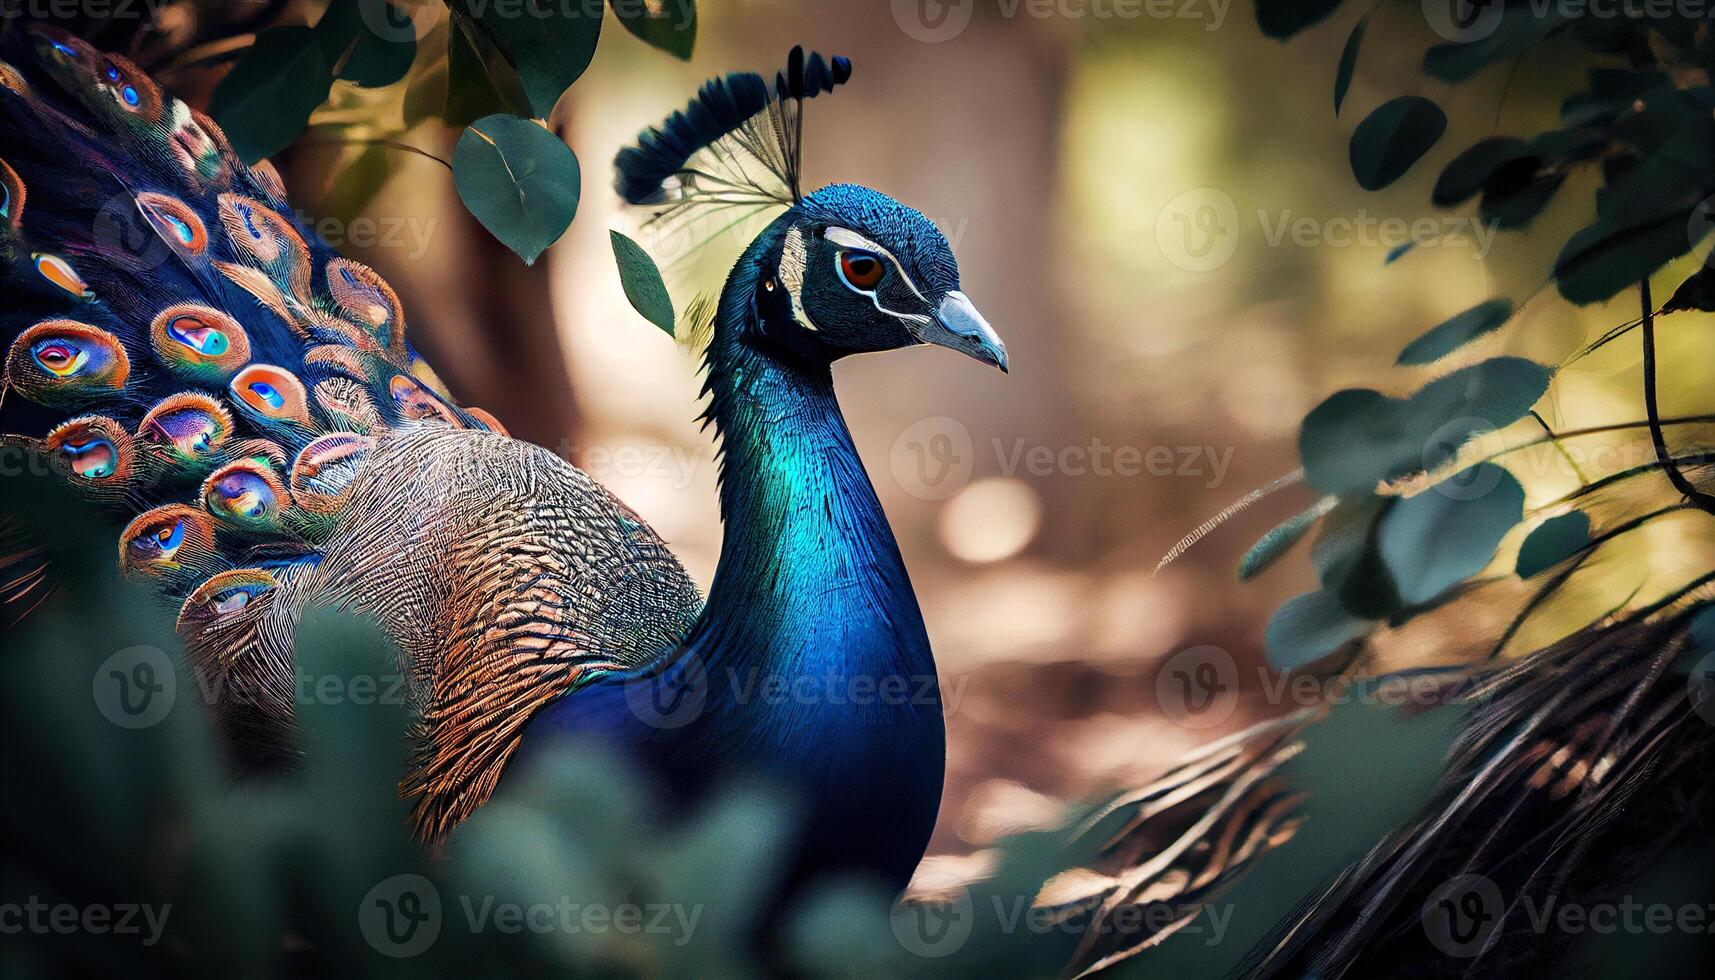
[0,27,700,837]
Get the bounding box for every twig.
[1639,278,1715,515]
[300,137,453,171]
[1527,411,1589,485]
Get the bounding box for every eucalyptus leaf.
[1663,265,1715,313]
[407,20,534,129]
[314,0,418,89]
[1264,589,1373,671]
[1238,500,1333,582]
[611,230,675,335]
[1432,137,1529,207]
[452,0,603,119]
[208,26,333,163]
[1515,511,1591,579]
[1350,96,1446,192]
[1478,167,1564,229]
[1378,464,1524,606]
[1555,210,1701,305]
[611,0,696,60]
[1332,12,1368,115]
[1422,9,1568,84]
[453,115,581,264]
[1310,494,1400,619]
[1254,0,1345,39]
[1300,357,1552,495]
[1396,298,1514,366]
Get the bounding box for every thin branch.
[1527,411,1589,484]
[1639,278,1715,515]
[300,137,453,171]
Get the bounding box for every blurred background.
[251,0,1712,876]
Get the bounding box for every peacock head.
[616,48,1006,373]
[756,183,1005,371]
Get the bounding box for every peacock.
[0,26,1007,903]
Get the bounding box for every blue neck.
[691,266,935,697]
[528,223,944,891]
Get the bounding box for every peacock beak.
[923,291,1008,373]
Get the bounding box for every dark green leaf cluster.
[210,1,701,265]
[1240,1,1715,668]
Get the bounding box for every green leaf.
[1554,210,1702,305]
[1664,264,1715,313]
[1515,511,1590,579]
[314,0,418,89]
[610,231,675,335]
[453,115,581,264]
[1378,464,1524,606]
[1238,499,1333,582]
[407,20,533,129]
[208,26,333,163]
[1432,137,1529,207]
[1254,0,1345,39]
[1264,589,1372,671]
[1478,167,1565,229]
[1350,96,1446,191]
[1396,298,1514,366]
[1300,357,1552,495]
[1423,10,1568,84]
[1592,123,1715,230]
[1333,12,1368,116]
[1310,494,1400,618]
[610,0,696,60]
[452,0,603,119]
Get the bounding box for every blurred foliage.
[0,470,1590,977]
[1240,0,1715,669]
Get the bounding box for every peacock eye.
[33,342,84,376]
[838,250,885,292]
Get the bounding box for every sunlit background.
[288,0,1715,870]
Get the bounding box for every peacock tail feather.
[1052,576,1714,976]
[0,25,701,827]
